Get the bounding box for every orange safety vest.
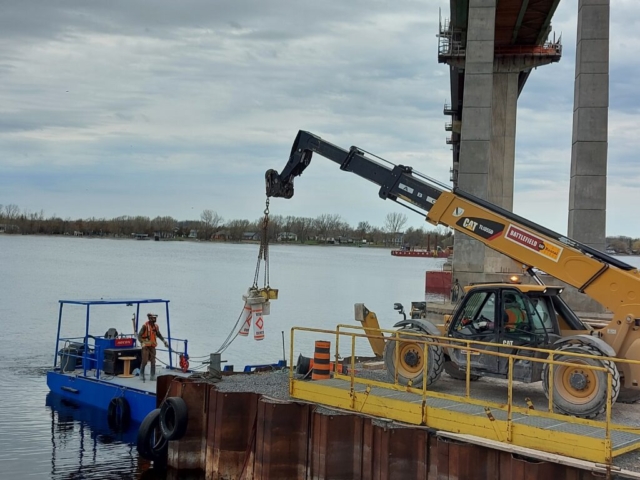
[504,307,525,331]
[140,321,158,347]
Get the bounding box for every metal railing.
[55,334,188,379]
[494,42,562,57]
[438,41,562,59]
[437,13,562,60]
[289,325,640,463]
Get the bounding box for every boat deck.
[61,368,190,394]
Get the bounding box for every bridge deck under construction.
[291,376,640,464]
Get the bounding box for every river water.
[0,235,445,479]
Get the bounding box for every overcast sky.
[1,1,639,236]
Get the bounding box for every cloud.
[0,1,639,237]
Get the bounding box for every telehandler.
[266,130,640,418]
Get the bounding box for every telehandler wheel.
[383,328,444,389]
[617,387,640,404]
[444,361,480,381]
[542,344,620,418]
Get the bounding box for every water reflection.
[47,393,141,479]
[46,394,205,480]
[139,468,205,480]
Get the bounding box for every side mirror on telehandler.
[394,303,407,321]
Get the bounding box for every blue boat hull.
[47,371,156,424]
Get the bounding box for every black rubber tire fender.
[443,360,481,381]
[542,344,620,419]
[137,408,168,463]
[296,354,312,376]
[383,327,444,389]
[107,397,131,432]
[160,397,189,441]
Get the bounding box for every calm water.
[0,235,444,479]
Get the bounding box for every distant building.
[188,229,198,239]
[213,230,230,241]
[243,232,260,241]
[277,232,298,242]
[335,236,354,244]
[392,233,404,246]
[0,224,20,234]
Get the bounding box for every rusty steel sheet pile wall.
[156,376,605,480]
[254,399,310,479]
[164,377,208,470]
[432,437,603,480]
[310,413,367,479]
[206,391,258,479]
[371,425,430,480]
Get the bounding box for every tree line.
[3,203,639,252]
[607,236,640,255]
[0,204,454,248]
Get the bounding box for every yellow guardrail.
[288,324,640,463]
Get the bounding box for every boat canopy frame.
[54,298,178,375]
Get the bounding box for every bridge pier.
[568,0,610,253]
[441,0,561,285]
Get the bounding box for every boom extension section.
[265,130,444,213]
[266,131,640,354]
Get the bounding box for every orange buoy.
[312,340,331,380]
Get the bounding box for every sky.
[1,1,639,236]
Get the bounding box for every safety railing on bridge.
[437,13,562,61]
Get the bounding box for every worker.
[503,293,526,332]
[138,313,169,382]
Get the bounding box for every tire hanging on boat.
[107,396,131,432]
[159,397,189,441]
[137,409,168,463]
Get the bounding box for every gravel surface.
[214,369,292,400]
[212,365,640,473]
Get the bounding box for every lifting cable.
[214,198,272,355]
[253,198,270,290]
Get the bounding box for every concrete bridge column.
[568,0,610,252]
[454,0,520,284]
[484,70,520,274]
[454,0,498,278]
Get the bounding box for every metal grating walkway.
[291,377,640,463]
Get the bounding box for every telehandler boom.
[266,130,640,418]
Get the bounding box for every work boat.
[47,298,190,427]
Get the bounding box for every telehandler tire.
[617,387,640,404]
[383,327,444,389]
[444,361,481,381]
[542,344,620,418]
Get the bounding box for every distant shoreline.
[2,233,637,257]
[0,233,399,249]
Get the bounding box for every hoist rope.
[253,198,270,289]
[214,307,244,354]
[216,197,271,355]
